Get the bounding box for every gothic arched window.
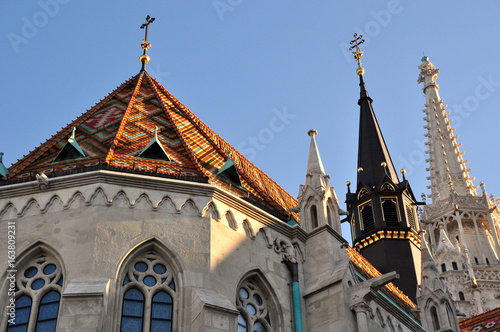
[6,254,63,332]
[458,292,465,301]
[326,205,333,227]
[120,251,175,332]
[360,201,374,233]
[382,198,399,226]
[430,306,440,330]
[237,279,272,332]
[310,205,318,229]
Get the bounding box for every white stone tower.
[418,56,500,317]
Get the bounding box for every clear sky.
[2,1,499,239]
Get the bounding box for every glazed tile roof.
[460,307,500,332]
[6,71,298,221]
[346,246,417,317]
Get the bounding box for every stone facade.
[0,167,423,331]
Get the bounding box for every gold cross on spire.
[349,33,365,76]
[139,15,156,72]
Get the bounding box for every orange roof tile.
[346,246,417,315]
[5,71,298,221]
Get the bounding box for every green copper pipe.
[292,280,303,332]
[284,260,303,332]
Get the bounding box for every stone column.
[350,302,370,332]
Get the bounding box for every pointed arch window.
[310,205,318,229]
[381,198,399,226]
[381,183,395,191]
[358,188,369,199]
[430,306,440,330]
[326,205,333,227]
[405,204,417,229]
[458,292,465,301]
[359,201,374,233]
[120,251,175,332]
[6,254,63,332]
[237,279,273,332]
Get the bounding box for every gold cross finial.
[349,33,365,75]
[139,15,156,71]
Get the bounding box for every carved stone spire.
[418,57,476,201]
[305,129,328,189]
[297,130,341,233]
[417,230,461,332]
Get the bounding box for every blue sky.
[2,1,500,238]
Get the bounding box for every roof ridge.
[147,74,298,218]
[105,72,145,164]
[145,73,209,177]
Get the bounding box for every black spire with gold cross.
[349,33,399,190]
[139,15,155,72]
[345,34,421,302]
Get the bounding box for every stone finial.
[307,129,318,137]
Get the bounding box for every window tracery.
[120,251,175,332]
[236,279,272,332]
[6,254,63,332]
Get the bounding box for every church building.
[0,22,498,331]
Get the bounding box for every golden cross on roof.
[349,33,365,75]
[139,15,156,71]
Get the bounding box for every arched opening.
[4,243,64,332]
[310,205,318,229]
[326,205,333,227]
[236,271,282,332]
[441,263,447,272]
[382,198,399,226]
[360,201,374,233]
[459,292,465,301]
[452,262,458,270]
[430,306,440,330]
[120,252,176,331]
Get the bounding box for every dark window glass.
[31,279,45,290]
[121,288,144,332]
[151,292,173,332]
[431,306,440,330]
[310,205,318,228]
[7,295,32,332]
[382,199,399,226]
[35,291,61,332]
[361,203,374,232]
[43,264,57,275]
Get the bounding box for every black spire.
[346,34,421,302]
[356,73,399,189]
